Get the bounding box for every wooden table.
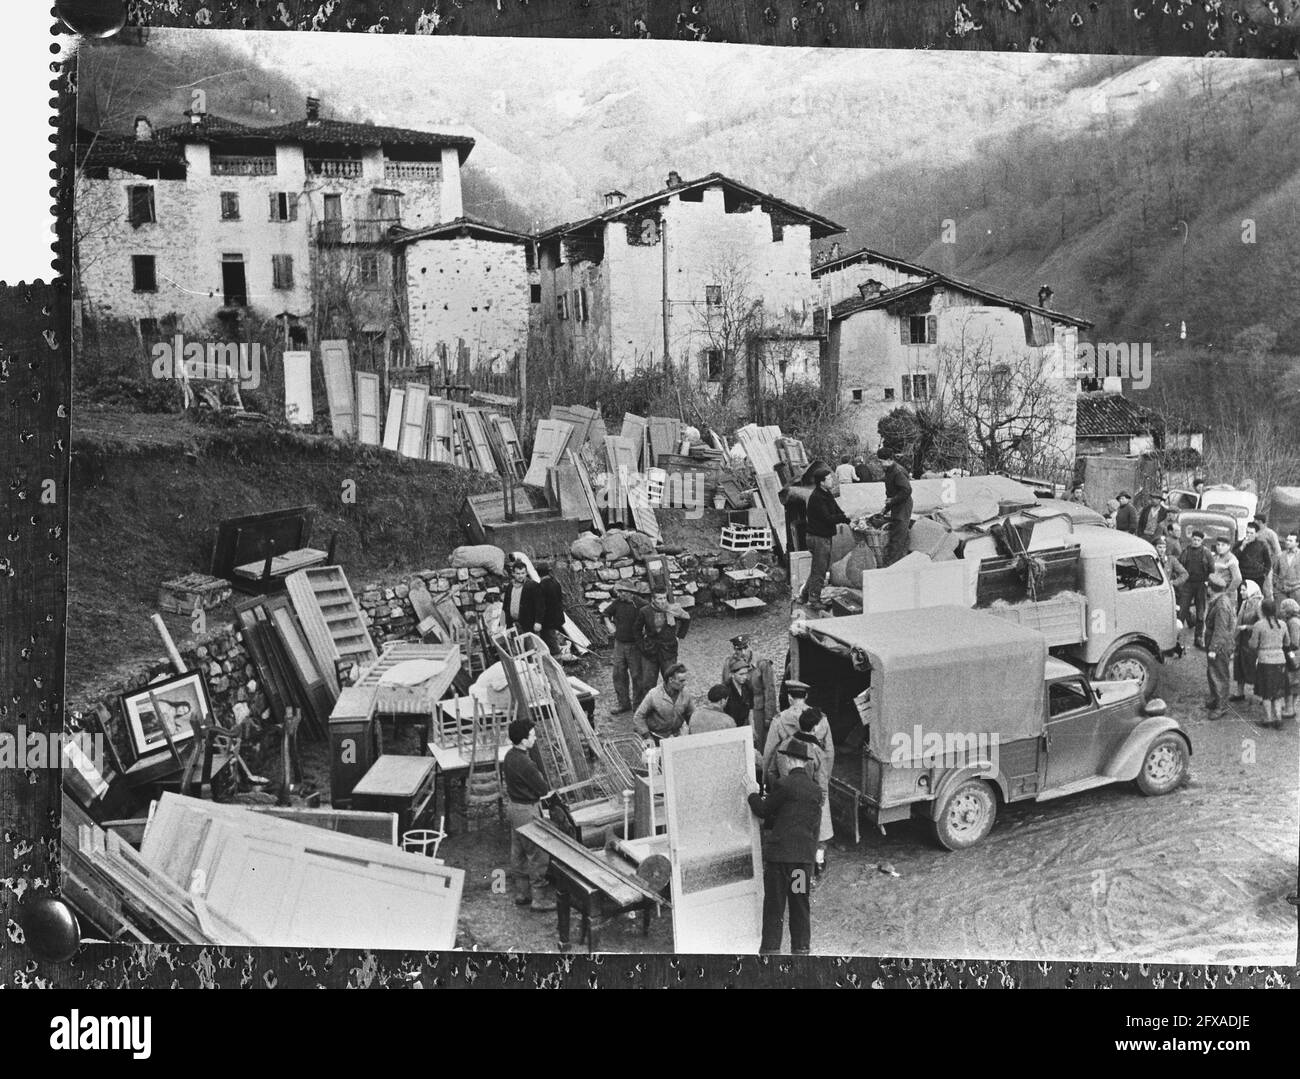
[518,818,667,952]
[425,739,510,834]
[350,755,437,836]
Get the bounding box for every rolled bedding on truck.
[804,605,1048,766]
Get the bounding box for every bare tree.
[930,317,1074,482]
[692,256,764,410]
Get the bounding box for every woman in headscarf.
[1248,599,1288,728]
[1231,579,1264,702]
[1280,596,1300,722]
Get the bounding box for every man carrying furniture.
[633,662,695,746]
[503,718,557,912]
[803,465,851,610]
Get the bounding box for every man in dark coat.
[877,446,913,567]
[1114,491,1139,534]
[633,588,690,699]
[1204,572,1237,719]
[748,739,823,955]
[1180,530,1216,648]
[502,560,543,637]
[604,583,643,714]
[803,465,850,609]
[535,560,566,656]
[1236,520,1273,599]
[503,719,557,911]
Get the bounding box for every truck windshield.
[1115,554,1164,591]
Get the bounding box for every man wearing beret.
[748,739,824,955]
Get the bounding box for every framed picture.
[120,670,210,760]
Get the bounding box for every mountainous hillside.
[76,31,1299,346]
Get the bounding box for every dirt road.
[444,605,1298,963]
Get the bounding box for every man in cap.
[877,446,913,567]
[1204,572,1237,719]
[748,738,823,955]
[762,689,833,797]
[803,465,851,610]
[1180,530,1216,648]
[604,582,643,715]
[502,719,557,912]
[633,587,691,699]
[1114,491,1138,534]
[772,708,834,879]
[721,635,754,685]
[692,685,737,734]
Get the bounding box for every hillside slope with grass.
[68,408,498,698]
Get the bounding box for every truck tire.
[1097,645,1158,700]
[1135,733,1188,796]
[929,778,997,851]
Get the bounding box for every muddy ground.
[377,605,1297,963]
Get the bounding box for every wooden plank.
[354,371,381,445]
[382,387,405,451]
[461,409,498,476]
[753,471,787,554]
[524,419,574,488]
[620,413,649,471]
[647,416,681,463]
[285,566,378,695]
[568,450,605,535]
[321,339,355,439]
[427,398,454,463]
[282,351,313,426]
[661,726,763,953]
[399,382,430,459]
[549,404,598,448]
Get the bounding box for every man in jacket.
[634,588,690,698]
[692,685,737,733]
[770,708,835,879]
[1276,531,1300,606]
[803,465,851,609]
[633,662,694,745]
[1204,572,1237,719]
[502,560,543,637]
[748,739,824,955]
[1138,491,1170,542]
[1180,530,1216,648]
[535,560,566,655]
[604,583,643,715]
[1236,520,1273,599]
[503,719,557,911]
[1212,535,1242,594]
[877,446,913,567]
[1114,491,1139,534]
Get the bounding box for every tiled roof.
[255,118,474,159]
[539,172,845,241]
[153,115,265,141]
[829,272,1092,329]
[1075,392,1159,437]
[76,128,187,173]
[812,244,932,280]
[391,216,531,245]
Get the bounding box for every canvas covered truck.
[789,605,1191,850]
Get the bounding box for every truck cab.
[792,606,1191,850]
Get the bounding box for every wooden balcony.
[210,155,277,176]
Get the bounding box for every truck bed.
[981,591,1088,648]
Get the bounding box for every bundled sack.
[625,531,657,561]
[829,543,878,588]
[571,532,604,561]
[600,531,632,560]
[450,544,507,576]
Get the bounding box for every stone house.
[813,248,1092,471]
[75,96,473,362]
[533,172,844,389]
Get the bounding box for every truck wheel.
[1098,646,1158,700]
[930,779,997,851]
[1136,733,1188,796]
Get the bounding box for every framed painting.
[120,670,210,761]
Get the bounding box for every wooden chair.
[464,699,506,829]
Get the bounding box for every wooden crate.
[720,525,773,551]
[158,573,232,614]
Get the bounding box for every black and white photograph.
[56,23,1300,967]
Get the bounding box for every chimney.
[1038,284,1054,307]
[665,170,683,189]
[306,91,321,125]
[857,279,884,301]
[603,189,626,209]
[134,116,153,142]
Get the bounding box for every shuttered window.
[272,254,294,290]
[900,314,938,344]
[269,192,299,221]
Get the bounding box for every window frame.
[271,253,295,291]
[705,284,722,307]
[269,191,299,222]
[131,254,158,293]
[127,184,156,227]
[705,348,724,383]
[357,253,381,288]
[219,191,240,221]
[1048,678,1095,719]
[1115,554,1165,592]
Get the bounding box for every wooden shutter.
[382,388,405,451]
[354,371,380,445]
[399,383,430,459]
[901,375,912,402]
[288,192,299,221]
[900,317,911,345]
[282,351,312,426]
[926,314,938,344]
[320,339,355,438]
[269,193,279,221]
